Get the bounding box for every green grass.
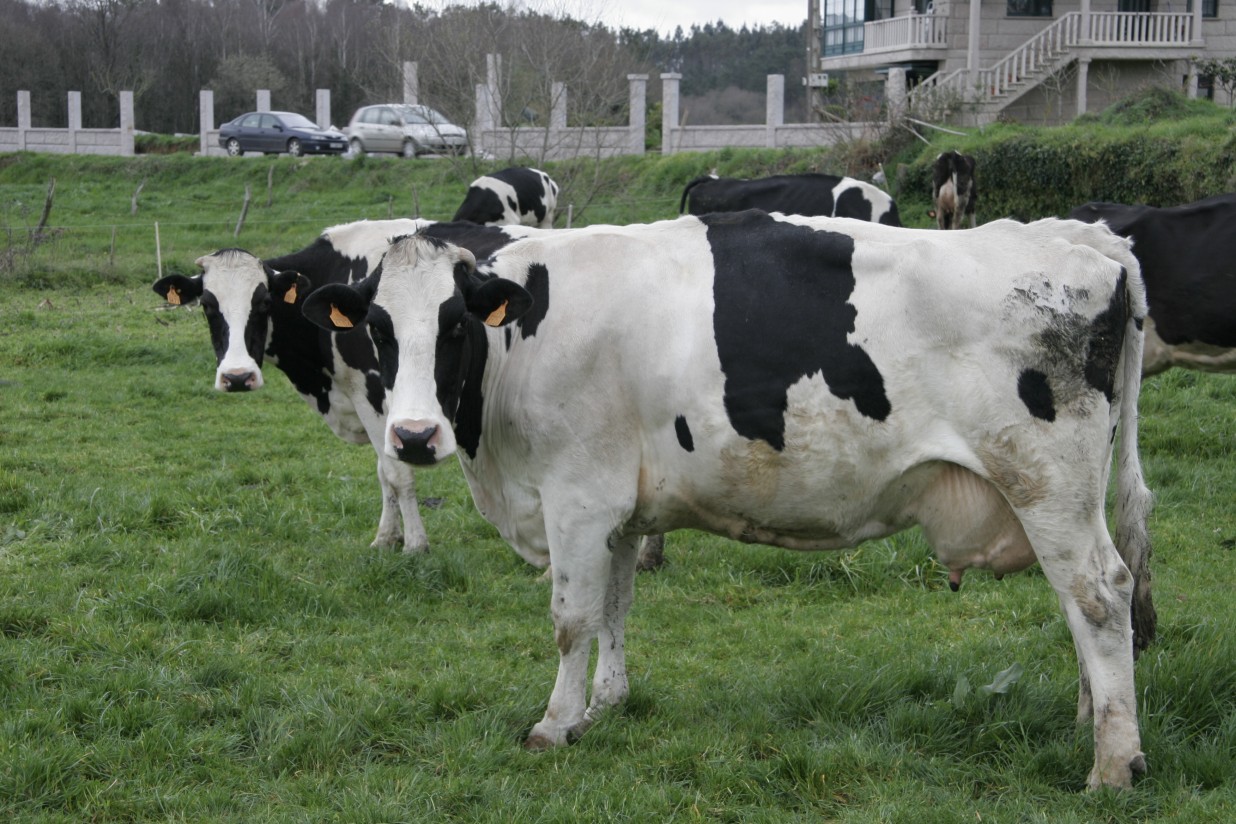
[1,148,1235,821]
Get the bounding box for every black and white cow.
[453,167,559,229]
[303,211,1154,790]
[679,172,902,225]
[1069,194,1236,376]
[152,218,538,552]
[932,150,978,230]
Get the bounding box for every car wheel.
[401,140,417,159]
[225,138,242,157]
[287,138,303,157]
[349,137,365,157]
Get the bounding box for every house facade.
[816,0,1236,124]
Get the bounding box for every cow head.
[153,249,309,392]
[302,235,532,465]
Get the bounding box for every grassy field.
[1,148,1234,821]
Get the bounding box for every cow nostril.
[390,422,441,465]
[222,371,255,392]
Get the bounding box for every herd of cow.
[152,160,1235,790]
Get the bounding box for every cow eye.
[448,322,466,340]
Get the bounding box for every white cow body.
[305,212,1153,790]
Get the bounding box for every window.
[821,0,894,56]
[1187,0,1218,17]
[1007,0,1052,16]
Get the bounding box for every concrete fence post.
[68,91,81,153]
[766,74,785,148]
[886,67,907,126]
[18,90,31,151]
[257,90,271,112]
[550,82,567,130]
[119,91,134,156]
[403,62,418,105]
[660,73,681,156]
[200,90,214,156]
[315,89,331,129]
[627,74,648,156]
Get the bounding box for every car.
[217,111,347,157]
[345,104,469,158]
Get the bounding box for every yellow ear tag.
[167,286,181,306]
[485,301,508,327]
[329,304,354,329]
[284,283,298,304]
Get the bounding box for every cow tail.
[1114,259,1156,654]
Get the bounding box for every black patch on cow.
[420,221,525,262]
[704,210,891,450]
[445,307,491,461]
[834,187,873,222]
[452,187,506,225]
[1018,369,1056,421]
[517,264,550,339]
[1083,270,1127,403]
[366,304,399,391]
[201,293,228,361]
[674,415,695,452]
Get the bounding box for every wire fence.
[1,192,684,282]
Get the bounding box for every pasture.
[1,150,1235,821]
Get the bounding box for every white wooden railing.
[863,13,948,52]
[910,11,1193,111]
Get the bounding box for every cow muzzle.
[389,419,445,465]
[217,369,261,392]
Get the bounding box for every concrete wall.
[4,64,883,160]
[0,91,134,156]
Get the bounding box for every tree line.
[0,0,809,135]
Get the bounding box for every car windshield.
[278,113,319,130]
[398,106,452,126]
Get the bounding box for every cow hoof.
[524,730,561,751]
[1130,753,1148,777]
[636,534,666,572]
[400,542,430,555]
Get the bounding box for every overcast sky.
[428,1,810,37]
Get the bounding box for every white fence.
[2,61,879,162]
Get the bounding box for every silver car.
[346,104,469,157]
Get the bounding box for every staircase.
[910,11,1194,123]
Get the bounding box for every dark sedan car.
[218,111,347,157]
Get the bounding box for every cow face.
[303,236,532,465]
[153,249,308,392]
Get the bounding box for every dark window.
[822,0,894,55]
[1187,0,1218,17]
[1007,0,1052,16]
[1197,73,1215,100]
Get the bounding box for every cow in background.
[1069,194,1236,376]
[679,172,902,225]
[932,151,978,230]
[152,219,538,553]
[453,167,559,229]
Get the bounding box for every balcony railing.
[863,13,948,53]
[909,11,1194,111]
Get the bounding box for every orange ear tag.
[284,283,298,304]
[329,304,354,328]
[167,286,181,306]
[485,301,508,327]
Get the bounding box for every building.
[812,0,1233,125]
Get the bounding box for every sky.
[427,1,811,37]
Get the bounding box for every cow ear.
[153,274,203,306]
[269,269,311,305]
[466,277,533,328]
[303,283,371,332]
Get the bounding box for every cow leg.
[587,534,640,720]
[374,454,429,552]
[1022,511,1144,790]
[526,519,623,749]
